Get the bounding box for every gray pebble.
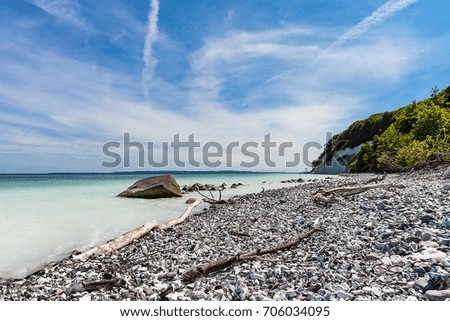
[336,290,354,300]
[413,277,433,293]
[1,166,449,302]
[424,289,450,301]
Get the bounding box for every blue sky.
[0,0,449,172]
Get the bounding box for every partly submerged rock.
[118,175,182,199]
[185,198,199,204]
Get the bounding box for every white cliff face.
[312,157,348,174]
[312,144,365,174]
[335,145,364,159]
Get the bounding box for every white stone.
[79,294,91,301]
[213,289,224,300]
[371,287,383,297]
[411,248,448,264]
[285,290,298,299]
[424,290,450,301]
[420,241,439,248]
[390,255,404,266]
[194,290,207,300]
[166,293,179,301]
[336,290,354,300]
[381,257,392,266]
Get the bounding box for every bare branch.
[195,187,214,201]
[183,226,322,282]
[206,186,215,200]
[218,187,223,201]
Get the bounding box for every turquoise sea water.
[0,172,327,279]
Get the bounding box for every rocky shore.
[1,166,449,301]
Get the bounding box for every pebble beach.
[1,166,449,301]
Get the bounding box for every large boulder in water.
[118,175,182,199]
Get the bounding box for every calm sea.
[0,171,327,279]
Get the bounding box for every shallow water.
[0,172,328,278]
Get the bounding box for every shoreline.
[0,172,325,280]
[1,166,449,301]
[0,175,318,282]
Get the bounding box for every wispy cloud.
[187,25,423,112]
[0,22,355,172]
[1,1,441,173]
[332,0,417,48]
[142,0,160,101]
[32,0,89,30]
[32,0,148,47]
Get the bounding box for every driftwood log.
[319,182,393,196]
[230,230,251,238]
[363,172,388,185]
[183,224,322,282]
[195,185,234,204]
[314,173,392,204]
[82,277,127,292]
[74,198,203,261]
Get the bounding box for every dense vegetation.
[315,86,450,172]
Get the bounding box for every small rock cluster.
[281,178,305,183]
[1,166,449,301]
[181,182,243,193]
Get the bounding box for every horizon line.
[0,169,311,175]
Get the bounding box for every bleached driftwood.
[195,185,233,204]
[363,172,388,185]
[183,222,322,282]
[82,277,127,292]
[319,182,393,196]
[74,198,203,261]
[314,173,393,204]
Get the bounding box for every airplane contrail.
[331,0,417,48]
[142,0,160,101]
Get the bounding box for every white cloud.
[0,2,433,172]
[186,25,424,114]
[142,0,160,101]
[0,25,355,172]
[31,0,147,44]
[332,0,417,48]
[32,0,88,30]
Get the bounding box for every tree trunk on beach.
[314,173,392,204]
[183,224,322,282]
[73,198,203,261]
